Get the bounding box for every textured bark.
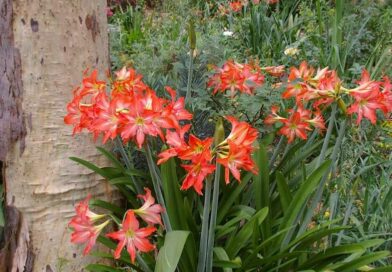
[0,0,26,161]
[2,1,115,271]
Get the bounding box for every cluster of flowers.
[220,0,278,14]
[207,60,265,97]
[69,188,163,263]
[265,106,325,143]
[64,67,192,148]
[265,61,392,142]
[66,66,260,260]
[157,116,258,194]
[65,67,259,195]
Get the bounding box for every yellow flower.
[324,210,330,218]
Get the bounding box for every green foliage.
[71,135,391,270]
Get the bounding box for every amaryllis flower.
[262,65,285,77]
[282,82,309,100]
[80,69,106,97]
[380,76,392,112]
[64,71,107,135]
[288,61,315,82]
[265,106,324,143]
[279,112,311,143]
[181,160,216,195]
[157,125,191,165]
[70,219,109,256]
[264,105,286,125]
[347,89,383,124]
[224,116,258,147]
[64,92,86,134]
[216,116,258,184]
[217,140,257,184]
[306,111,326,130]
[69,195,109,255]
[106,211,156,263]
[178,135,214,162]
[134,188,164,226]
[281,64,343,109]
[161,87,193,129]
[112,67,148,96]
[229,2,243,12]
[91,93,130,143]
[121,111,158,148]
[347,70,388,124]
[209,60,264,97]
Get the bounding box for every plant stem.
[298,119,347,236]
[206,164,221,272]
[317,103,337,167]
[269,135,285,169]
[197,177,212,272]
[185,50,194,105]
[144,143,172,232]
[137,254,152,272]
[115,137,142,194]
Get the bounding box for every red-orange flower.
[178,135,214,162]
[265,106,325,143]
[347,70,387,124]
[229,2,243,12]
[112,67,148,96]
[216,116,259,183]
[279,112,310,143]
[69,195,109,255]
[134,188,164,226]
[288,61,315,82]
[80,69,106,97]
[262,65,285,77]
[106,211,156,263]
[121,109,158,148]
[157,125,191,165]
[209,61,264,97]
[181,160,216,195]
[225,116,259,147]
[92,93,130,143]
[217,140,257,184]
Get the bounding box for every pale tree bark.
[1,0,115,271]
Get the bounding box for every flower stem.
[185,50,194,106]
[298,119,347,236]
[144,143,172,232]
[269,135,285,169]
[115,137,142,194]
[137,254,152,272]
[317,103,337,167]
[197,177,212,272]
[206,164,221,272]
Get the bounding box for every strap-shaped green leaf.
[279,161,331,243]
[225,207,268,257]
[155,231,190,272]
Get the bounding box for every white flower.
[223,31,234,37]
[284,47,300,56]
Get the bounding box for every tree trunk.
[1,1,114,271]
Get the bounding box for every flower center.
[135,117,144,126]
[126,229,135,238]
